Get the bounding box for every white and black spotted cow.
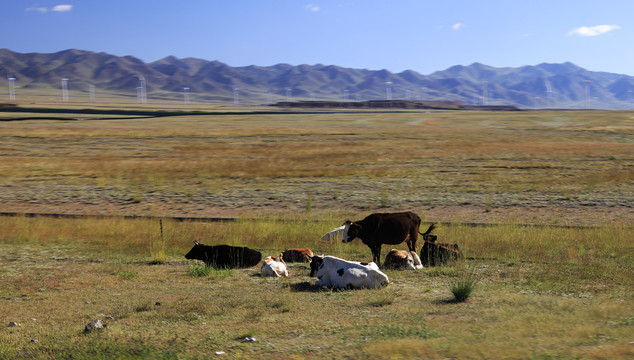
[308,255,389,289]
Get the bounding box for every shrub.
[449,266,479,302]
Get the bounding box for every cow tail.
[420,222,437,236]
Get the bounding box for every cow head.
[341,221,361,243]
[184,241,205,260]
[308,255,324,277]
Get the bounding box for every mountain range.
[2,48,634,109]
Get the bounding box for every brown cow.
[342,211,424,264]
[281,248,314,263]
[419,223,463,266]
[383,249,423,270]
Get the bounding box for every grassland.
[0,106,632,359]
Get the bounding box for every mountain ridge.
[2,48,633,109]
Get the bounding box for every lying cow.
[419,223,463,266]
[309,255,389,289]
[383,249,423,270]
[184,242,262,268]
[281,248,314,263]
[261,254,289,277]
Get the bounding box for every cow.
[308,255,389,289]
[261,254,289,277]
[281,248,314,263]
[382,249,423,270]
[419,223,463,266]
[320,225,346,241]
[342,211,424,264]
[184,242,262,268]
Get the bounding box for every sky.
[2,0,633,76]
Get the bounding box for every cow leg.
[372,245,381,264]
[408,229,418,253]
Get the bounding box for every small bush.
[449,267,479,302]
[187,264,212,277]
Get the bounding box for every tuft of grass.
[305,193,314,212]
[186,263,235,279]
[186,264,212,277]
[449,266,479,302]
[118,271,138,280]
[380,188,389,208]
[367,292,395,307]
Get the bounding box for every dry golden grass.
[0,107,632,358]
[1,109,632,226]
[0,215,631,359]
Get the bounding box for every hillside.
[2,48,634,109]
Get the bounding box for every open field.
[0,108,632,224]
[0,108,633,358]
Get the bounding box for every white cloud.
[452,22,465,31]
[26,4,73,13]
[52,5,73,12]
[26,6,48,13]
[305,4,320,12]
[568,25,620,37]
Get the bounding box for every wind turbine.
[385,82,392,100]
[183,87,190,104]
[583,80,591,109]
[233,87,240,105]
[89,84,95,102]
[482,81,488,105]
[61,78,69,103]
[7,76,16,101]
[137,75,147,104]
[545,80,553,108]
[286,88,292,102]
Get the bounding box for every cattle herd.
[184,211,464,290]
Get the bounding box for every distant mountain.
[2,48,634,109]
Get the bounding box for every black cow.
[419,223,463,266]
[342,211,424,264]
[184,242,262,268]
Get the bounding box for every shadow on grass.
[287,281,324,293]
[432,298,468,305]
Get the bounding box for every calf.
[309,255,389,289]
[383,249,423,270]
[184,242,262,268]
[419,224,463,266]
[261,254,289,277]
[281,248,314,263]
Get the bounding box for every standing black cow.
[419,223,463,266]
[184,242,262,268]
[342,211,424,264]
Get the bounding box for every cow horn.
[194,241,200,245]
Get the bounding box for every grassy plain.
[0,107,632,359]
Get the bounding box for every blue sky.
[2,1,632,75]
